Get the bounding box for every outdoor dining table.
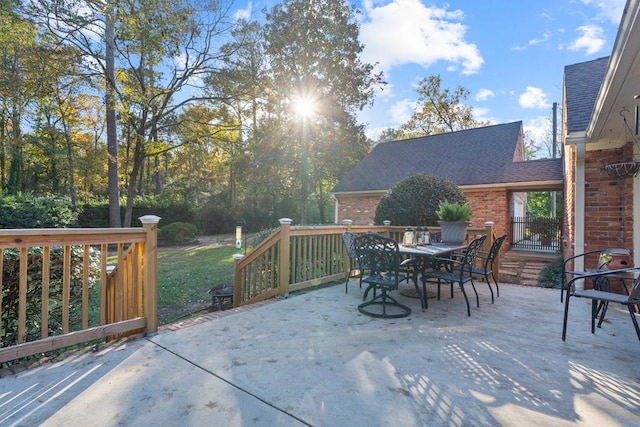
[397,242,468,301]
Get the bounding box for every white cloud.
[390,98,416,124]
[581,0,626,24]
[519,87,551,109]
[475,88,495,102]
[234,2,252,21]
[472,107,496,124]
[568,24,605,55]
[360,0,484,75]
[523,116,559,158]
[528,31,552,46]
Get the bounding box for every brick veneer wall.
[584,147,633,249]
[563,143,634,293]
[335,194,385,225]
[335,189,511,248]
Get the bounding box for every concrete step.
[499,249,562,286]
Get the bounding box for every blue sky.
[235,0,625,147]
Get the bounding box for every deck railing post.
[383,220,391,238]
[279,218,293,298]
[140,215,161,335]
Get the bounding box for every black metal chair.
[356,233,413,318]
[421,235,487,316]
[473,234,508,302]
[342,231,369,293]
[562,267,640,343]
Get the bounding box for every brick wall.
[335,194,385,225]
[336,189,511,248]
[584,147,633,249]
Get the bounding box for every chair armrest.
[564,266,640,293]
[400,258,418,267]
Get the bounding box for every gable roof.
[564,56,609,134]
[332,121,563,194]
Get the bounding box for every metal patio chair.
[342,231,369,293]
[356,233,413,318]
[421,235,487,316]
[562,267,640,343]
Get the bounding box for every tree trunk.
[105,2,121,227]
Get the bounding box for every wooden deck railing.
[0,216,160,364]
[233,219,497,307]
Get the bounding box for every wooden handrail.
[0,216,160,364]
[233,220,497,308]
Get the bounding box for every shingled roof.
[564,56,609,133]
[331,121,563,194]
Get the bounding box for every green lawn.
[157,245,237,325]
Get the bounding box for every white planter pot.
[437,220,470,244]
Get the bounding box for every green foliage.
[1,246,100,347]
[0,194,78,228]
[158,222,199,246]
[527,191,563,218]
[374,174,467,226]
[537,257,564,288]
[77,196,197,228]
[250,227,278,248]
[398,75,489,138]
[436,200,472,222]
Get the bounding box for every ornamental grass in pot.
[436,201,472,244]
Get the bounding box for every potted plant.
[436,201,472,244]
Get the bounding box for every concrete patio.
[1,281,639,426]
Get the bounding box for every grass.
[157,245,237,325]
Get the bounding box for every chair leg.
[345,270,351,293]
[562,294,571,341]
[628,305,640,342]
[459,283,471,316]
[591,299,597,334]
[416,276,428,311]
[483,274,494,304]
[492,271,500,298]
[470,280,479,308]
[596,301,608,328]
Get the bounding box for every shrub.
[158,222,199,246]
[1,246,100,348]
[374,174,467,226]
[0,194,78,228]
[538,257,564,288]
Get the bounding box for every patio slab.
[1,282,639,426]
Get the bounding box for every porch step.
[499,249,561,286]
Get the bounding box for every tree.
[28,0,235,226]
[399,75,488,138]
[263,0,382,223]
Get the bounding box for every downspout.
[575,140,587,290]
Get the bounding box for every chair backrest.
[485,234,508,269]
[355,233,402,280]
[459,235,487,273]
[342,231,359,261]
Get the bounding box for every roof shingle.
[331,121,563,193]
